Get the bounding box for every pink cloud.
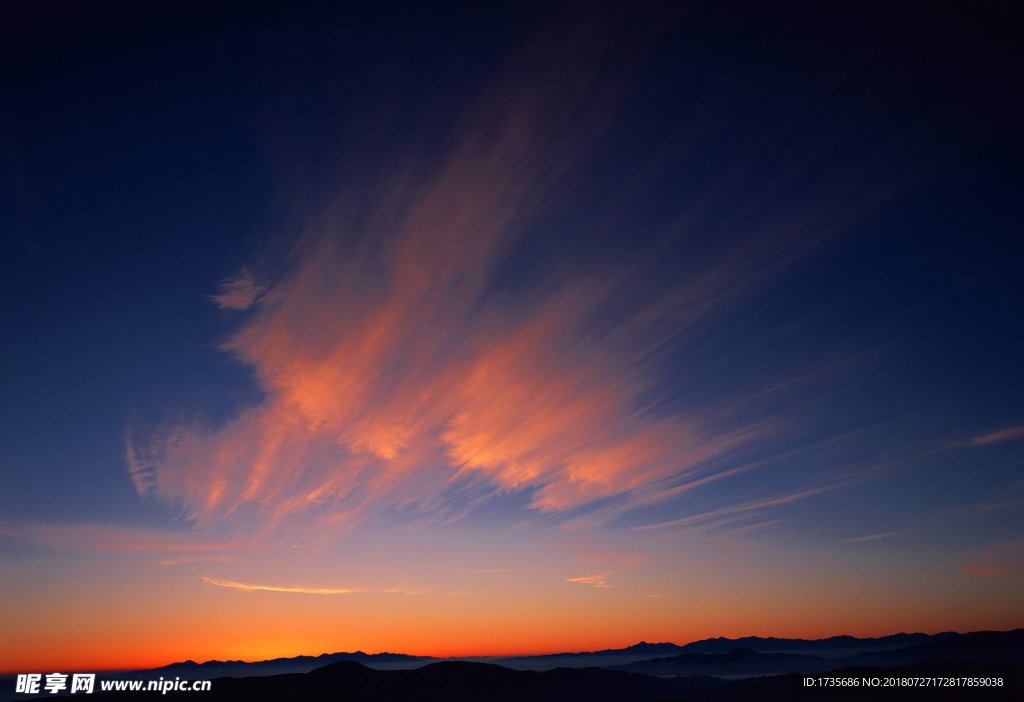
[125,19,908,547]
[565,572,613,588]
[201,576,368,594]
[210,270,264,310]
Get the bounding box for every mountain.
[69,658,1023,702]
[135,650,432,679]
[490,631,963,670]
[497,640,685,662]
[677,631,960,656]
[609,629,1024,678]
[843,628,1024,666]
[610,647,834,676]
[492,641,688,670]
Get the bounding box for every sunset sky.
[2,2,1023,674]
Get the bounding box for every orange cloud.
[201,576,368,594]
[565,572,612,588]
[156,556,238,566]
[959,564,1016,578]
[958,540,1024,579]
[124,16,904,549]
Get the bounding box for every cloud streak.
[156,556,238,566]
[969,425,1024,446]
[839,531,902,544]
[565,572,613,588]
[210,270,264,310]
[201,576,369,595]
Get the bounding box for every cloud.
[958,564,1016,578]
[201,576,368,594]
[455,569,525,574]
[127,13,922,546]
[210,270,264,310]
[958,540,1024,579]
[839,530,902,544]
[380,586,433,595]
[969,425,1024,446]
[156,556,237,566]
[717,517,791,538]
[565,572,612,588]
[632,483,848,531]
[639,594,662,599]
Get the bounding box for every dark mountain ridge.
[496,640,685,662]
[490,630,964,670]
[151,650,426,673]
[610,629,1024,678]
[610,647,835,676]
[678,630,960,654]
[68,658,1022,702]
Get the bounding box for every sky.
[2,1,1023,674]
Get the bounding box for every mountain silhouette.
[677,630,960,655]
[606,629,1024,678]
[65,658,1022,702]
[489,631,963,670]
[493,640,687,669]
[136,650,431,679]
[843,628,1024,666]
[610,647,835,676]
[5,629,1022,702]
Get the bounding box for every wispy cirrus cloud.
[565,572,613,588]
[969,424,1024,446]
[124,11,930,548]
[201,576,368,594]
[210,270,264,311]
[380,586,433,595]
[839,530,902,544]
[156,556,237,566]
[631,483,851,532]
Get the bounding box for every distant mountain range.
[608,629,1024,677]
[609,648,836,676]
[134,651,432,679]
[676,630,961,654]
[4,629,1022,702]
[490,630,963,670]
[73,658,1023,702]
[125,628,1017,677]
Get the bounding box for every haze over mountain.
[608,629,1024,677]
[142,650,432,678]
[3,629,1021,702]
[676,631,961,655]
[54,659,1024,702]
[490,630,961,670]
